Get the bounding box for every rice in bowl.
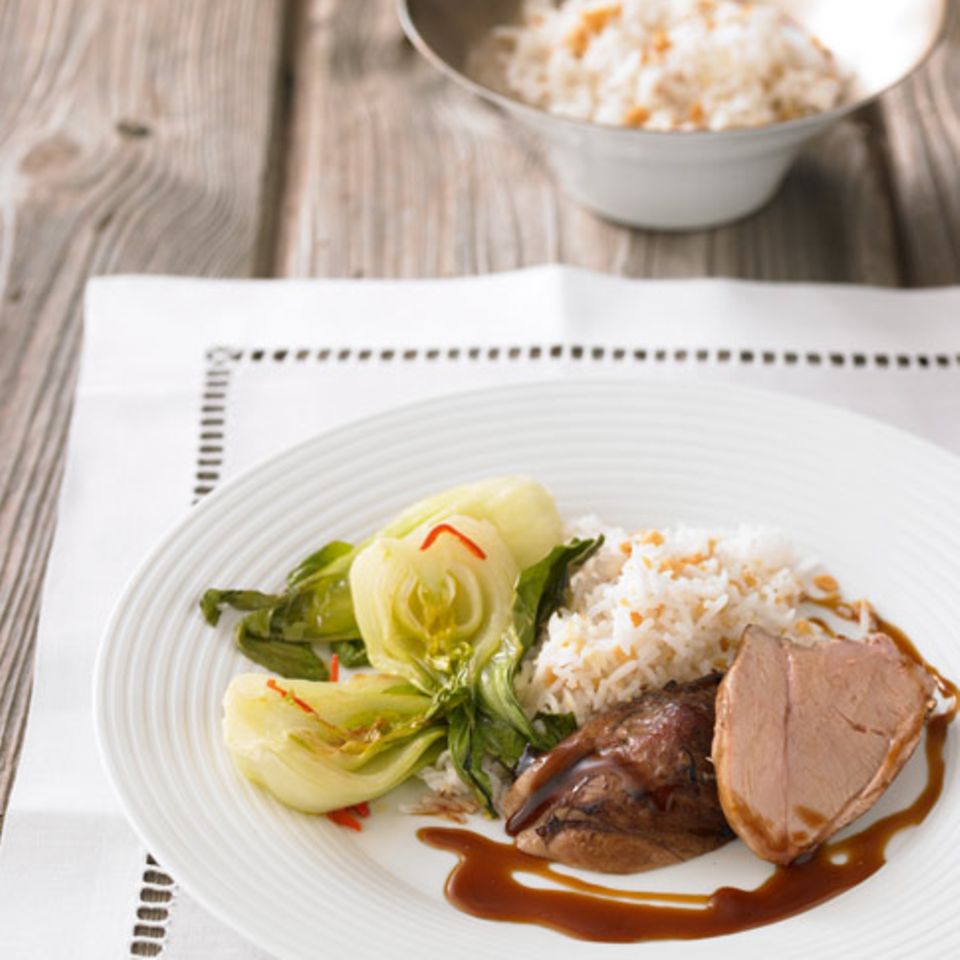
[469,0,847,131]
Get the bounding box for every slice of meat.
[500,675,733,874]
[713,626,935,865]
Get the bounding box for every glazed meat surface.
[501,675,733,873]
[713,626,935,865]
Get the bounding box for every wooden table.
[0,0,958,827]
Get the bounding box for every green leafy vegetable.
[319,505,585,813]
[474,537,603,761]
[235,633,329,681]
[446,703,495,812]
[202,477,562,680]
[349,529,599,813]
[223,673,445,813]
[445,537,603,812]
[330,638,370,668]
[207,478,592,816]
[513,537,604,651]
[448,702,534,814]
[201,589,281,627]
[350,514,521,694]
[533,710,578,743]
[377,476,563,570]
[285,540,353,590]
[200,537,361,680]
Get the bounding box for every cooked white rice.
[469,0,845,131]
[413,749,507,811]
[516,519,822,724]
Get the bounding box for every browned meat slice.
[501,675,733,874]
[713,626,935,865]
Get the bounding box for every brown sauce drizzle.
[419,609,957,942]
[793,805,829,830]
[806,615,836,638]
[504,750,675,837]
[503,737,593,836]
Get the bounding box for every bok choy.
[201,476,562,679]
[349,515,519,694]
[209,476,599,817]
[223,673,445,814]
[349,522,602,812]
[475,536,603,749]
[448,537,602,809]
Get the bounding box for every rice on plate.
[469,0,847,131]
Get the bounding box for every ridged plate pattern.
[95,380,960,960]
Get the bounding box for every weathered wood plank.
[0,0,289,825]
[703,113,902,285]
[877,2,960,286]
[276,0,901,284]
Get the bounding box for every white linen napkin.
[1,266,959,959]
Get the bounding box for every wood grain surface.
[879,1,960,286]
[0,0,288,825]
[0,0,959,830]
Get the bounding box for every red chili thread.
[266,678,316,716]
[330,653,340,683]
[419,523,487,559]
[327,808,363,831]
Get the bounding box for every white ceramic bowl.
[398,0,947,230]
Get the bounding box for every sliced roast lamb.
[712,626,935,865]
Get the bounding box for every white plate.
[95,380,960,960]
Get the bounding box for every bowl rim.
[397,0,949,142]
